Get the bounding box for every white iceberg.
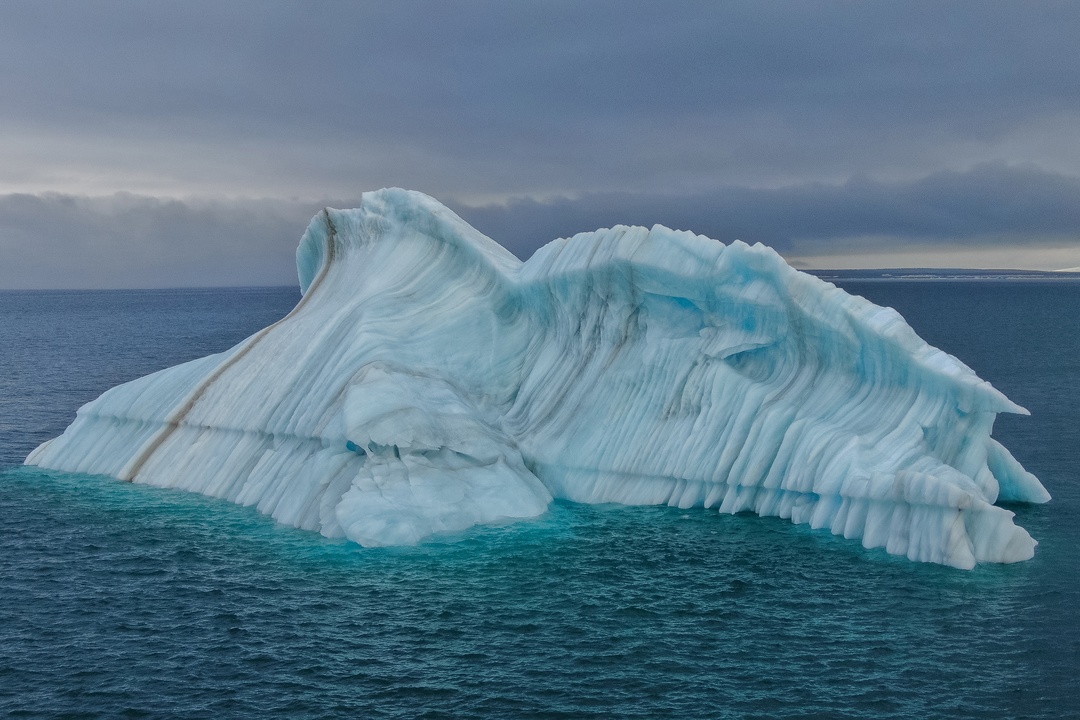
[27,189,1049,568]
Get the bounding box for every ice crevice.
[26,189,1049,568]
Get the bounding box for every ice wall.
[27,189,1049,567]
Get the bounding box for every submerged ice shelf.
[27,189,1049,568]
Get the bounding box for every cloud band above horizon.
[3,161,1079,289]
[2,1,1080,285]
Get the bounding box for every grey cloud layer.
[1,1,1079,284]
[0,194,321,289]
[4,164,1078,288]
[459,164,1080,258]
[2,1,1079,197]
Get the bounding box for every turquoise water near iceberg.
[1,282,1077,718]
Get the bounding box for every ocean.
[1,281,1077,719]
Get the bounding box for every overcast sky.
[2,0,1080,288]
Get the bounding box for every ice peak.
[297,189,519,295]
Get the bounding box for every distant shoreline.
[808,268,1080,282]
[3,270,1080,293]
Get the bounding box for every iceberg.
[27,189,1049,568]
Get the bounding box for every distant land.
[808,268,1080,282]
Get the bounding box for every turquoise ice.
[27,189,1049,567]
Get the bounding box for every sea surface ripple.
[1,282,1077,719]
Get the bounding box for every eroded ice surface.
[27,189,1050,568]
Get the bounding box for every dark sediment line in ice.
[119,211,339,481]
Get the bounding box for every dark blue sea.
[1,281,1077,719]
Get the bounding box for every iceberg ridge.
[27,188,1049,568]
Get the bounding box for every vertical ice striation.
[27,189,1049,567]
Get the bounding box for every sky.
[2,0,1080,288]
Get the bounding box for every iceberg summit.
[27,189,1050,568]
